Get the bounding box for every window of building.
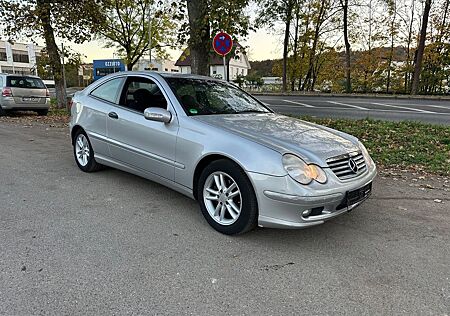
[13,53,29,63]
[0,50,7,62]
[90,77,123,103]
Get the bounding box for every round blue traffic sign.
[213,32,233,56]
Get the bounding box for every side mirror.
[144,107,172,123]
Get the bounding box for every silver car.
[0,74,50,116]
[69,72,376,235]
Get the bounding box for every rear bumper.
[1,97,50,110]
[248,164,377,229]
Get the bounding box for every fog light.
[302,209,311,217]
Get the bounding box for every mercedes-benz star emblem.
[348,158,359,173]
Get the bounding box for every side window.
[90,77,123,103]
[120,76,167,113]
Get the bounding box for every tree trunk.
[386,11,396,94]
[341,0,351,93]
[301,0,326,91]
[404,0,415,93]
[187,0,210,76]
[282,8,292,92]
[36,0,67,109]
[411,0,432,95]
[290,2,300,91]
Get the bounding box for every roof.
[98,70,226,83]
[175,42,244,67]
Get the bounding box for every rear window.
[6,76,46,89]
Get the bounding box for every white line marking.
[327,100,368,110]
[371,102,436,114]
[282,100,315,108]
[355,101,450,109]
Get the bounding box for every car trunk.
[7,76,47,105]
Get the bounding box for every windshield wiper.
[235,110,268,114]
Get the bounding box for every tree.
[96,0,178,71]
[256,0,296,92]
[411,0,432,95]
[181,0,251,76]
[0,0,103,108]
[186,0,210,75]
[340,0,352,93]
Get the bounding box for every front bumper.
[248,164,377,229]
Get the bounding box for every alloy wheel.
[203,171,242,225]
[75,134,90,167]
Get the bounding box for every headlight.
[359,142,373,167]
[282,154,327,184]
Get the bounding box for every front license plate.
[22,97,38,102]
[346,182,372,207]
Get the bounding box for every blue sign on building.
[93,59,125,81]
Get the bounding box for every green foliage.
[0,0,103,43]
[96,0,178,70]
[177,0,252,45]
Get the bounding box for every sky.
[52,27,282,63]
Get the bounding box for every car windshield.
[7,76,46,89]
[165,78,271,116]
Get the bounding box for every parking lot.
[0,120,449,315]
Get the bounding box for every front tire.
[73,130,103,172]
[198,159,258,235]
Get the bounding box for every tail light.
[45,89,50,97]
[2,87,12,97]
[67,98,73,110]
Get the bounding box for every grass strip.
[297,117,450,175]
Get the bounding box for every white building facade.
[0,41,43,75]
[176,45,251,80]
[133,59,179,73]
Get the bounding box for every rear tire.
[0,106,8,116]
[73,129,103,172]
[36,109,48,116]
[198,159,258,235]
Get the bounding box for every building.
[175,44,251,80]
[262,77,282,85]
[133,59,179,73]
[0,41,43,75]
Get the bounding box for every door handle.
[108,112,118,119]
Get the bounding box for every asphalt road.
[255,95,450,125]
[0,122,449,315]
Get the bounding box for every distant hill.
[247,46,410,78]
[248,59,280,77]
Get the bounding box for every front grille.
[327,151,367,180]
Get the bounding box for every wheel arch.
[71,125,84,146]
[192,153,248,200]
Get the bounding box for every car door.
[85,76,125,158]
[106,75,179,181]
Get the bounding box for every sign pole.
[223,55,227,81]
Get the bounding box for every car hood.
[193,113,359,165]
